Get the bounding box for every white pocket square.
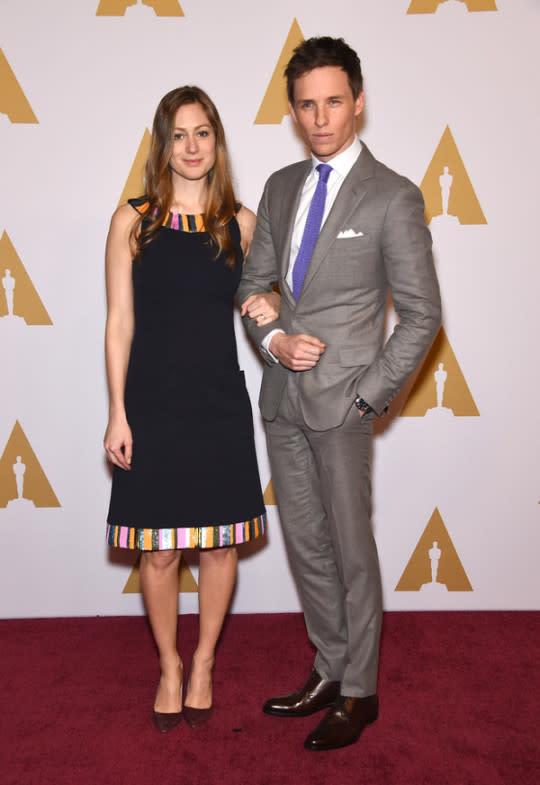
[337,229,364,239]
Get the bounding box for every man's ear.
[354,90,365,117]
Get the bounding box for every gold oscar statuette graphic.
[400,327,479,417]
[0,232,52,325]
[407,0,497,13]
[0,49,38,124]
[263,478,277,506]
[117,128,151,207]
[395,508,472,592]
[254,19,304,125]
[0,421,60,509]
[123,554,198,593]
[421,126,486,226]
[96,0,184,15]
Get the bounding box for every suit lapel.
[298,144,375,302]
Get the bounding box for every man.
[238,37,441,751]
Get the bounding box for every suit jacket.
[237,143,441,431]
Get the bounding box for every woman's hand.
[104,415,133,470]
[241,291,281,326]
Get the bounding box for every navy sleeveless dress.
[106,199,266,550]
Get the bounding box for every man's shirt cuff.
[261,329,284,363]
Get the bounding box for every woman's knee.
[199,545,237,566]
[141,549,182,570]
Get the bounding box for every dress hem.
[106,513,266,551]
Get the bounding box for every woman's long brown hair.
[130,86,237,266]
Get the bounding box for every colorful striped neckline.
[128,196,242,234]
[128,198,205,233]
[167,210,205,232]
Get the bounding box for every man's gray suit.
[238,143,441,696]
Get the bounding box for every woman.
[104,86,278,733]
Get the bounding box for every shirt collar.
[311,136,362,179]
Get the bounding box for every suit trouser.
[265,372,382,696]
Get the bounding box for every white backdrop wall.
[1,0,539,618]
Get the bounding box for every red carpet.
[1,612,538,785]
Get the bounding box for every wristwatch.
[354,395,372,414]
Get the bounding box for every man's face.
[289,66,364,162]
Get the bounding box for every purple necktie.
[292,163,333,300]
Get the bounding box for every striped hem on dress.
[106,513,266,551]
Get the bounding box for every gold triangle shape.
[395,508,472,591]
[142,0,184,15]
[97,0,183,15]
[0,49,38,124]
[407,0,497,13]
[0,421,60,508]
[407,0,445,10]
[254,19,304,125]
[122,554,198,593]
[400,327,479,417]
[0,232,52,324]
[464,0,497,8]
[420,126,486,225]
[96,0,135,13]
[263,478,277,506]
[117,129,151,207]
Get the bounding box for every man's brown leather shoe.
[262,669,340,717]
[304,694,379,750]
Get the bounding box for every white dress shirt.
[262,136,362,356]
[285,136,362,289]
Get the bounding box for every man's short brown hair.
[285,37,363,104]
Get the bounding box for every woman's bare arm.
[103,204,137,470]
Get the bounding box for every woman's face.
[168,102,216,183]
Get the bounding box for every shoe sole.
[263,701,336,718]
